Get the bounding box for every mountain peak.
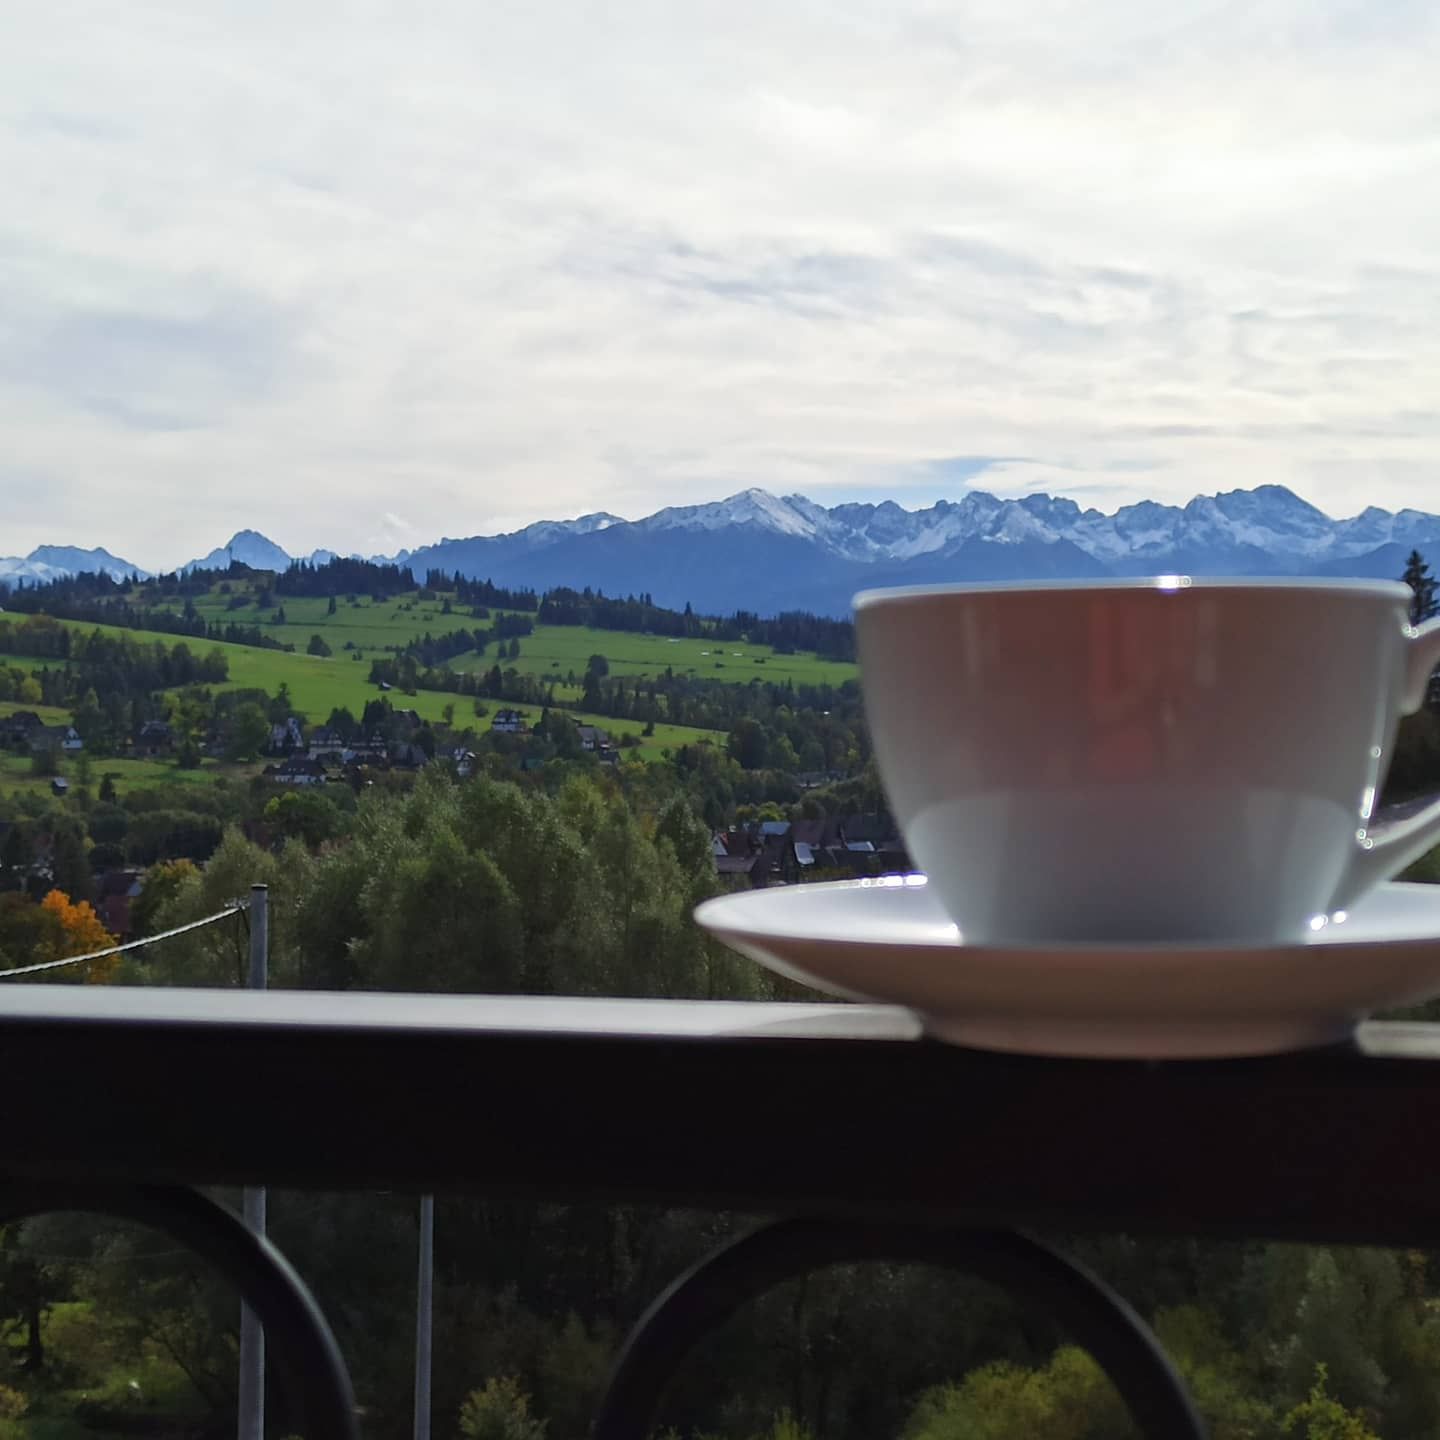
[180,530,293,574]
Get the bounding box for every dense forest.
[2,768,1439,1440]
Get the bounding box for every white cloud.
[1,0,1439,567]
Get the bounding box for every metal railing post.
[414,1195,434,1440]
[239,885,268,1440]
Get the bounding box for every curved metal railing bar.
[592,1217,1207,1440]
[0,1182,359,1440]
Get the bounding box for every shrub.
[458,1378,546,1440]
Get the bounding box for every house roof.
[758,821,792,838]
[272,755,327,774]
[715,854,762,875]
[97,868,144,898]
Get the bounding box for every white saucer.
[694,878,1440,1058]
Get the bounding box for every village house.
[711,814,912,886]
[262,755,330,787]
[96,869,145,939]
[714,851,765,887]
[490,709,526,734]
[267,716,306,755]
[353,732,389,759]
[575,723,619,762]
[29,725,83,755]
[576,724,607,752]
[710,824,799,887]
[307,726,347,760]
[1,711,45,747]
[133,719,174,758]
[333,733,390,769]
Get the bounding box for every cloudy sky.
[3,0,1439,568]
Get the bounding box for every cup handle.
[1330,616,1440,910]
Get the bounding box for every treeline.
[0,584,292,650]
[0,621,229,759]
[267,557,543,610]
[387,613,536,673]
[536,587,856,660]
[444,572,539,611]
[0,617,228,692]
[276,556,415,598]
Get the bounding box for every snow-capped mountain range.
[0,544,150,586]
[4,484,1439,617]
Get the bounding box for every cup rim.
[852,575,1413,610]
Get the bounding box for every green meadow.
[147,590,492,654]
[5,624,723,768]
[0,697,70,722]
[0,751,255,798]
[136,580,860,687]
[448,624,858,689]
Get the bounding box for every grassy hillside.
[146,589,493,655]
[134,579,859,687]
[0,751,253,797]
[7,624,724,764]
[448,624,857,689]
[5,577,857,782]
[0,697,70,722]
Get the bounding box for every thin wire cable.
[0,901,247,980]
[8,1246,196,1261]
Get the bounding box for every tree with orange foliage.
[37,890,119,983]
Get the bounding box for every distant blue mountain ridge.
[4,484,1439,619]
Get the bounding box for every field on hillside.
[0,751,255,798]
[0,655,62,675]
[0,698,69,722]
[134,581,859,688]
[146,590,496,654]
[7,571,858,774]
[5,626,723,764]
[449,625,858,689]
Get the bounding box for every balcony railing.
[6,984,1440,1438]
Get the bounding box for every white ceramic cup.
[854,578,1440,944]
